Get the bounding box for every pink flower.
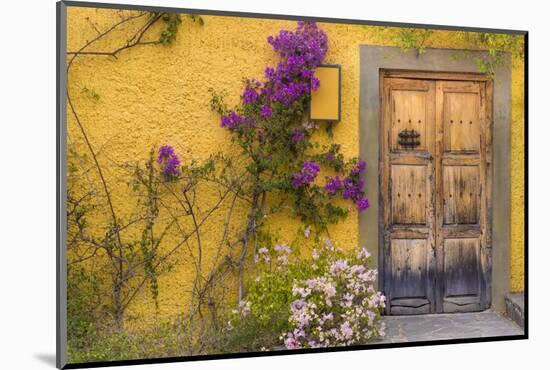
[340,322,353,339]
[284,337,300,349]
[291,299,305,310]
[321,313,334,323]
[324,239,334,249]
[366,310,375,325]
[329,259,348,274]
[277,254,289,269]
[357,247,371,260]
[350,265,366,274]
[274,244,291,254]
[343,293,354,302]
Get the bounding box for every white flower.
[357,247,371,260]
[304,225,311,238]
[303,121,319,130]
[329,259,348,274]
[277,254,289,267]
[343,292,354,302]
[238,300,251,317]
[312,249,319,260]
[258,247,269,255]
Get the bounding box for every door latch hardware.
[398,129,420,149]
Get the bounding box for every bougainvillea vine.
[157,145,181,179]
[210,20,370,236]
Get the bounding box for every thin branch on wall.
[65,10,200,333]
[66,13,164,58]
[66,11,150,69]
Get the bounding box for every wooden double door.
[380,72,492,315]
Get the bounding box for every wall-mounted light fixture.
[310,64,341,122]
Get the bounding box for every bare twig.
[67,11,149,70]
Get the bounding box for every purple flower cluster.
[324,161,370,211]
[157,145,181,179]
[356,197,370,212]
[342,177,363,200]
[264,22,328,105]
[260,105,272,118]
[242,86,260,105]
[242,80,261,105]
[351,160,367,175]
[219,21,328,148]
[324,176,343,195]
[292,128,306,144]
[221,111,256,130]
[292,161,320,187]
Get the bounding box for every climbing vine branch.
[65,10,204,333]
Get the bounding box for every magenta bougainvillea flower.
[242,84,260,105]
[324,176,343,195]
[220,111,256,130]
[356,196,370,211]
[292,128,306,144]
[214,21,370,219]
[264,22,328,106]
[291,161,321,187]
[352,160,367,175]
[259,105,272,118]
[220,22,328,135]
[324,161,370,212]
[157,145,181,179]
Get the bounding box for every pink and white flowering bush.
[283,241,385,349]
[226,238,384,351]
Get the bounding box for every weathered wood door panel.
[381,78,436,315]
[435,80,491,313]
[380,74,492,315]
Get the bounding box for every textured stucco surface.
[66,7,525,329]
[510,61,525,292]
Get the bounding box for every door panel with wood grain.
[380,73,492,315]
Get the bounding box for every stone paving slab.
[371,310,524,344]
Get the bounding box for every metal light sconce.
[310,64,341,122]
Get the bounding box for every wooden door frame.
[378,70,493,314]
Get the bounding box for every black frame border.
[56,1,529,369]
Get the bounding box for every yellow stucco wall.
[510,61,525,292]
[66,7,525,328]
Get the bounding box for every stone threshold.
[371,309,524,344]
